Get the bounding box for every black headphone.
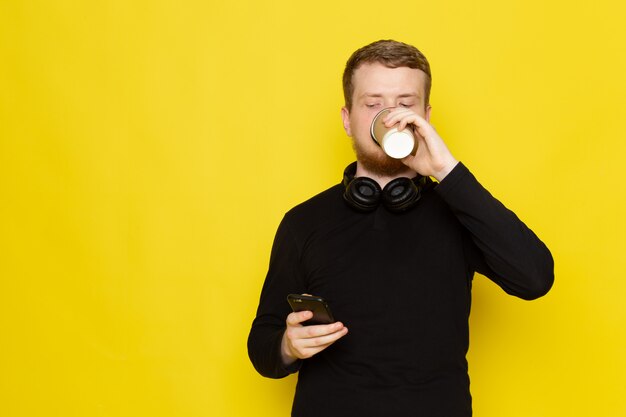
[342,162,434,213]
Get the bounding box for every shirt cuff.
[271,327,302,376]
[434,161,471,199]
[282,359,302,374]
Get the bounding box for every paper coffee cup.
[370,108,416,159]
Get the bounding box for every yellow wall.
[1,1,625,416]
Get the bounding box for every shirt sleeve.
[435,162,554,300]
[247,215,306,378]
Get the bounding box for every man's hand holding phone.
[281,296,348,367]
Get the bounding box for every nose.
[384,100,396,109]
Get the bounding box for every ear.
[341,106,352,137]
[425,104,432,122]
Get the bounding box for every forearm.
[248,215,306,377]
[248,320,300,378]
[436,163,554,299]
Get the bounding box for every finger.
[398,117,414,131]
[406,112,431,130]
[299,326,349,348]
[386,111,425,131]
[298,321,345,339]
[401,154,416,166]
[404,117,435,141]
[384,108,413,126]
[288,321,345,341]
[291,327,349,358]
[286,310,313,326]
[286,320,342,346]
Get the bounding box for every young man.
[248,40,554,417]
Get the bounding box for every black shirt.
[248,162,554,417]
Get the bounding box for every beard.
[351,138,408,177]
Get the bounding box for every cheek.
[354,118,373,140]
[353,111,378,134]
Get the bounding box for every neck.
[355,162,418,189]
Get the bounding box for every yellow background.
[1,1,625,416]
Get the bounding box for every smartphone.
[287,294,335,325]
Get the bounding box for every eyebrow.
[360,93,421,99]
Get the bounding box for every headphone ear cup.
[343,177,382,212]
[382,177,421,212]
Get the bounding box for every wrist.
[433,159,459,182]
[280,330,297,367]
